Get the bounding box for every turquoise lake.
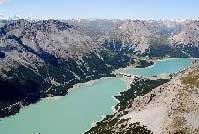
[0,58,192,134]
[127,58,192,77]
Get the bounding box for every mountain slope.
[171,20,199,57]
[101,20,199,58]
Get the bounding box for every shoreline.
[112,58,156,74]
[85,58,194,133]
[84,64,144,133]
[84,58,158,132]
[1,58,194,130]
[85,58,196,132]
[68,77,112,93]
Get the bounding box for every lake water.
[0,58,192,134]
[127,58,192,77]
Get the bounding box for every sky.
[0,0,199,20]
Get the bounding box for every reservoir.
[127,58,192,77]
[0,58,192,134]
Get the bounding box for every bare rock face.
[171,21,199,57]
[0,19,97,58]
[102,20,162,55]
[99,20,199,58]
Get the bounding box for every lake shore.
[0,58,193,134]
[85,58,193,134]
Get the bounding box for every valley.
[0,19,198,134]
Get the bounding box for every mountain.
[0,19,199,117]
[101,20,199,58]
[171,20,199,57]
[66,19,120,40]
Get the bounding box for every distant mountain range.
[0,19,199,117]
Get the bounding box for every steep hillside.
[101,20,199,58]
[171,21,199,57]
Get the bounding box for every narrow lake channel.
[0,58,192,134]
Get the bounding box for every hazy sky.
[0,0,198,20]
